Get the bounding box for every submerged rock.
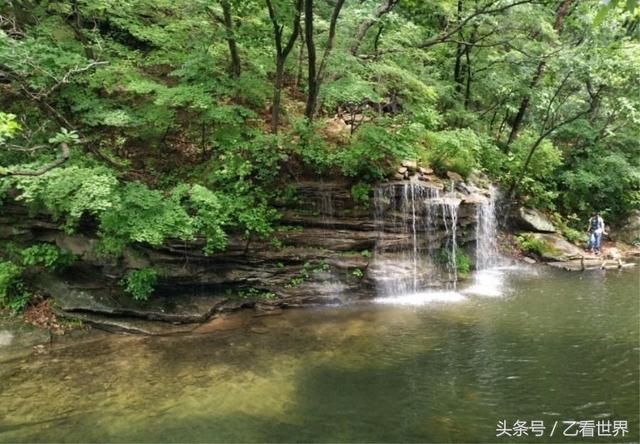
[0,317,51,361]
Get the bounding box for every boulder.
[397,166,408,174]
[523,232,584,262]
[446,171,463,182]
[418,166,433,175]
[514,207,556,233]
[401,160,418,171]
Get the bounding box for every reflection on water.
[0,266,638,443]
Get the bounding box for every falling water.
[315,186,347,295]
[441,184,460,286]
[475,185,500,270]
[465,185,507,297]
[318,189,334,227]
[372,180,461,298]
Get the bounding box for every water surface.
[1,266,638,442]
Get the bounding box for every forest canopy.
[1,0,639,256]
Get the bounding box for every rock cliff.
[1,173,494,331]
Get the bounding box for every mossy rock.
[518,232,584,262]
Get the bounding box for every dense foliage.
[0,0,638,307]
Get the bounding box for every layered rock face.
[1,174,494,328]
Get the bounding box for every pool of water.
[1,266,638,442]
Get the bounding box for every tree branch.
[3,143,70,176]
[350,0,397,55]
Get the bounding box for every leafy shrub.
[99,182,194,255]
[292,119,335,173]
[182,184,228,255]
[562,227,588,245]
[20,244,75,270]
[507,134,563,210]
[423,128,480,178]
[0,261,28,312]
[120,268,158,301]
[232,287,276,301]
[435,247,471,277]
[12,166,119,228]
[0,112,20,143]
[455,250,471,277]
[336,121,422,180]
[515,234,556,257]
[559,151,640,220]
[351,182,371,208]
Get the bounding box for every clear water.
[0,266,638,443]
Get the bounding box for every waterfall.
[372,180,461,297]
[465,185,506,297]
[315,186,345,295]
[475,185,500,270]
[441,188,460,286]
[319,189,334,226]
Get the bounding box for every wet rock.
[446,171,463,182]
[52,233,98,260]
[58,311,199,335]
[33,273,223,323]
[462,193,487,205]
[418,166,433,175]
[547,258,635,271]
[522,257,537,264]
[397,166,408,175]
[514,207,556,233]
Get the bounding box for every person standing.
[587,211,605,255]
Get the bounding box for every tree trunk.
[304,0,345,120]
[506,61,544,145]
[464,47,472,109]
[304,0,318,120]
[221,0,241,78]
[271,60,285,133]
[266,0,302,133]
[295,34,305,90]
[453,0,465,94]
